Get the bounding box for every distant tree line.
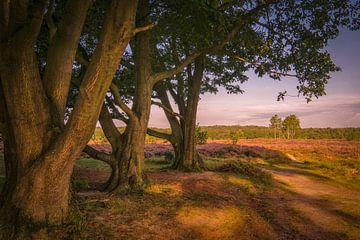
[92,125,360,142]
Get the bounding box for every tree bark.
[150,57,205,170]
[0,1,138,238]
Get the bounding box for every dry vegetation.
[1,139,360,239]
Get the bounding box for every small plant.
[195,123,208,145]
[164,151,174,164]
[229,130,244,144]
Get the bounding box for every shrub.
[195,124,208,145]
[164,151,174,164]
[229,130,244,144]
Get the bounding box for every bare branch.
[151,100,183,119]
[133,22,155,35]
[110,83,136,120]
[150,51,203,84]
[147,128,173,142]
[83,145,116,166]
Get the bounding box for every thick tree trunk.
[152,56,205,171]
[113,119,147,191]
[0,1,138,238]
[177,57,205,170]
[109,0,152,192]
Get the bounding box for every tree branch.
[99,104,122,148]
[83,145,116,166]
[151,100,183,119]
[106,97,129,123]
[25,0,47,43]
[149,0,278,84]
[147,128,173,142]
[76,43,91,66]
[234,56,298,78]
[110,83,136,120]
[43,0,91,123]
[133,22,155,35]
[255,21,291,43]
[150,51,203,84]
[45,0,57,41]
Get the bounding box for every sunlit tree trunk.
[0,1,137,238]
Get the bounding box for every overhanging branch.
[83,145,116,166]
[149,0,278,84]
[151,100,183,119]
[147,128,173,142]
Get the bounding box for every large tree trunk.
[176,57,205,170]
[106,0,153,192]
[0,1,138,238]
[151,57,205,170]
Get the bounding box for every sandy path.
[271,168,360,239]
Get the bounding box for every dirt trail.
[70,167,360,240]
[271,168,360,239]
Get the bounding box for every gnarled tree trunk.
[0,1,138,238]
[150,56,205,170]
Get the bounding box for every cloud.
[148,91,360,128]
[195,94,360,127]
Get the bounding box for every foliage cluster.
[195,124,208,145]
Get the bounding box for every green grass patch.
[75,157,110,170]
[295,159,360,190]
[144,157,172,171]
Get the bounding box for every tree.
[283,115,301,139]
[149,0,358,170]
[0,1,138,238]
[270,115,283,139]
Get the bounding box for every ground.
[0,139,359,239]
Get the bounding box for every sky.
[148,29,360,128]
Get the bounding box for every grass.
[144,156,172,171]
[75,157,111,170]
[1,139,359,239]
[277,147,360,190]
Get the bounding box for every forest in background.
[92,126,360,142]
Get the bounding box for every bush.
[164,151,174,164]
[229,130,244,144]
[195,124,208,145]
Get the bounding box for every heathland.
[2,136,358,239]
